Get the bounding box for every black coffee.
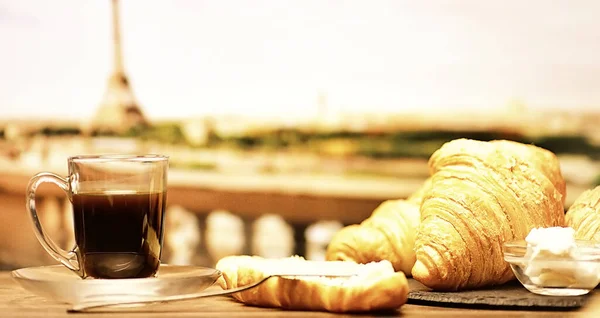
[72,191,166,279]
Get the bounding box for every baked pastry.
[215,255,408,312]
[412,139,565,290]
[325,178,431,275]
[565,186,600,241]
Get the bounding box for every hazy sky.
[1,0,600,120]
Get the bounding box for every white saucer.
[12,264,221,305]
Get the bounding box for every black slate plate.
[407,279,590,310]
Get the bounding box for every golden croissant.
[325,178,431,275]
[565,186,600,241]
[412,139,565,290]
[215,255,408,312]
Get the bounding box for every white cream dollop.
[525,226,577,257]
[523,227,599,288]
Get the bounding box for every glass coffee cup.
[26,154,168,279]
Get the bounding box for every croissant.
[325,178,431,275]
[412,139,565,290]
[565,186,600,241]
[215,255,408,312]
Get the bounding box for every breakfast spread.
[216,138,600,311]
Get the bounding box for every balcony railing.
[0,167,421,269]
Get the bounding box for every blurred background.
[1,0,599,270]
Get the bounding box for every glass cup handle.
[26,172,81,275]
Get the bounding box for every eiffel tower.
[90,0,148,134]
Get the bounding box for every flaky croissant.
[325,178,431,275]
[215,255,408,312]
[565,186,600,241]
[412,139,565,290]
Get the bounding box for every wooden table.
[2,272,599,318]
